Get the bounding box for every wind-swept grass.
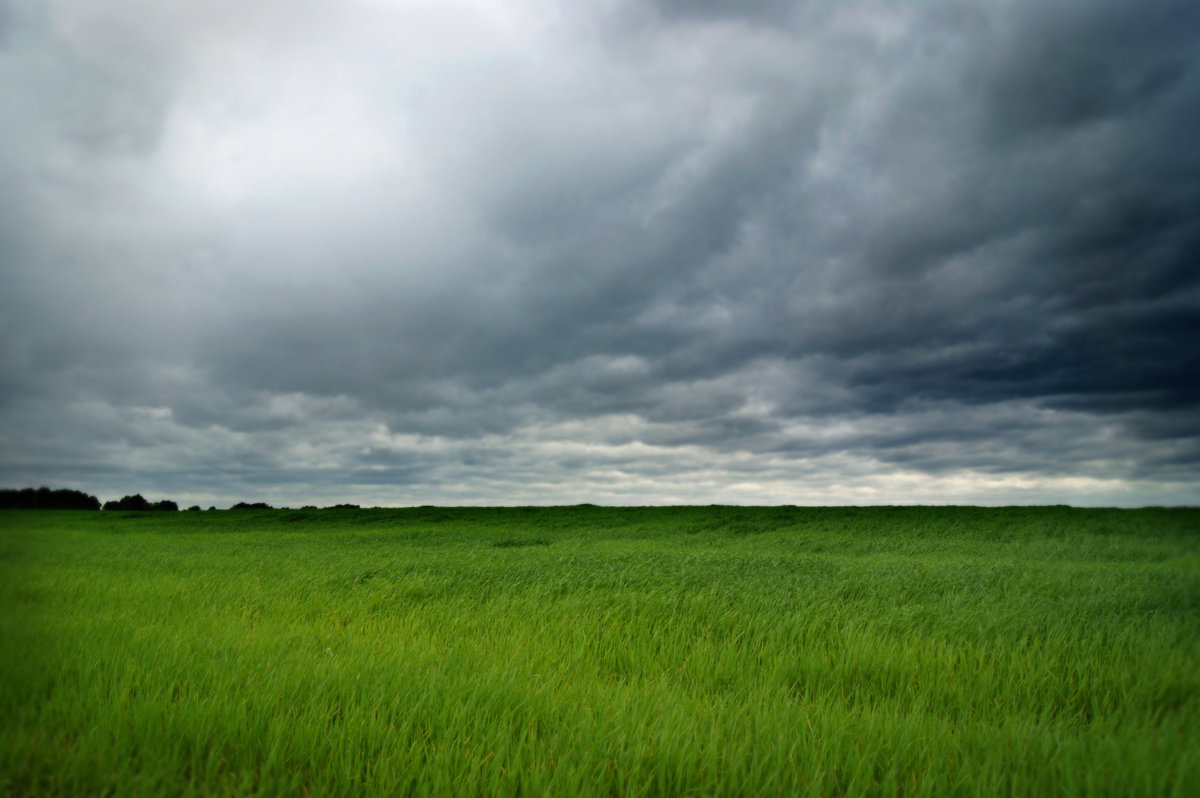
[2,506,1198,795]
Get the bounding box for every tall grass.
[2,506,1197,795]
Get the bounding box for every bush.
[230,502,273,510]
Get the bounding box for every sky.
[2,0,1198,507]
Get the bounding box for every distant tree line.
[0,487,101,510]
[3,487,369,512]
[102,494,178,512]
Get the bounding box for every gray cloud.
[1,0,1197,506]
[644,0,799,25]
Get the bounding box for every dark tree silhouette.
[0,487,101,510]
[102,494,178,511]
[103,494,152,511]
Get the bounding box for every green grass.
[1,505,1198,796]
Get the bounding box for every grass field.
[1,505,1198,796]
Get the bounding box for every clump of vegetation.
[0,487,100,510]
[1,505,1197,796]
[229,501,273,510]
[101,494,177,511]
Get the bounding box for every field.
[2,505,1198,796]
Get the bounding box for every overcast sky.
[2,0,1198,507]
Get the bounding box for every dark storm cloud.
[1,0,1197,506]
[972,0,1199,141]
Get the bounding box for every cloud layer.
[2,0,1198,506]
